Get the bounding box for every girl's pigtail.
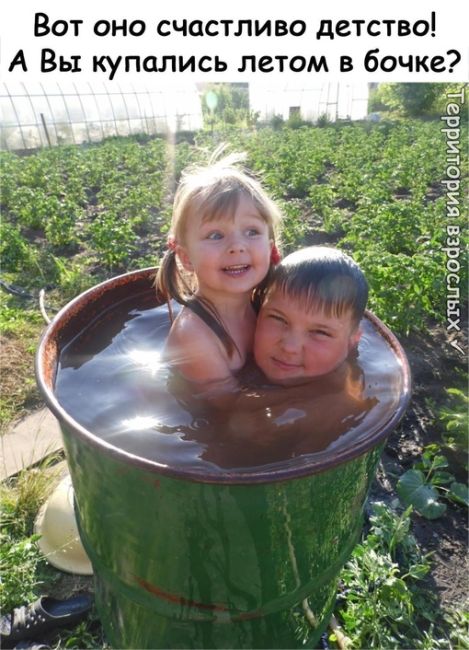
[155,248,179,324]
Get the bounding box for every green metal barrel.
[36,268,411,649]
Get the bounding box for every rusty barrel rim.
[35,267,412,485]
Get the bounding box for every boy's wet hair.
[155,147,282,357]
[266,246,368,328]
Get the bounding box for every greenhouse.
[0,81,204,150]
[0,81,369,150]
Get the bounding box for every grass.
[0,459,105,648]
[0,304,44,433]
[1,458,61,612]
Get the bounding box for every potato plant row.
[1,120,467,334]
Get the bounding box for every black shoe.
[1,594,93,648]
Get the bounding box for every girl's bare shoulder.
[164,308,231,383]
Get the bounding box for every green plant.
[53,257,98,299]
[0,223,35,272]
[89,211,137,269]
[286,111,309,130]
[269,114,285,130]
[276,199,309,251]
[336,503,434,649]
[316,113,332,128]
[0,306,44,432]
[201,84,254,130]
[0,533,45,612]
[374,83,443,116]
[44,198,82,248]
[352,248,446,335]
[0,461,62,611]
[1,462,62,537]
[59,618,107,649]
[440,388,469,462]
[441,607,469,649]
[397,445,469,519]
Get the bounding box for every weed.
[440,388,469,466]
[0,315,44,432]
[0,533,45,612]
[58,617,108,649]
[0,460,62,612]
[52,257,99,301]
[335,503,437,649]
[0,223,36,273]
[397,445,469,519]
[442,608,469,649]
[1,459,62,537]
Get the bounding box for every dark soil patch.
[424,182,445,204]
[413,506,468,607]
[334,197,356,210]
[303,229,342,247]
[388,323,467,463]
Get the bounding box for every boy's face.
[254,288,362,384]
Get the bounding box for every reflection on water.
[127,349,163,376]
[55,294,406,474]
[121,415,162,431]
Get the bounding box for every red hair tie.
[270,245,281,265]
[167,236,177,251]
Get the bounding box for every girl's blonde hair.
[155,147,282,357]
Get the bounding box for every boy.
[254,246,368,385]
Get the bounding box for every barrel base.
[95,573,335,649]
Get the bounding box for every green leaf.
[432,471,455,485]
[405,562,431,580]
[419,453,432,470]
[446,387,466,398]
[397,469,447,519]
[424,443,442,456]
[449,482,469,507]
[431,455,449,470]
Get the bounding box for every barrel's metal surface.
[36,268,411,649]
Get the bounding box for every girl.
[155,150,282,390]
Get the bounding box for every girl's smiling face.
[177,194,273,299]
[254,287,362,384]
